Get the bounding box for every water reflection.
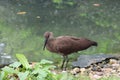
[0,43,5,53]
[0,43,14,64]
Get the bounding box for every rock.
[71,67,80,75]
[72,53,118,68]
[91,65,102,72]
[71,54,120,79]
[102,68,113,73]
[117,67,120,72]
[112,64,119,68]
[89,72,102,80]
[80,68,86,74]
[93,74,102,79]
[109,59,118,64]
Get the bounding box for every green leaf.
[2,66,18,74]
[18,71,29,80]
[0,71,5,80]
[32,68,47,77]
[37,69,48,79]
[40,59,53,65]
[32,68,48,80]
[16,54,30,69]
[37,75,45,80]
[58,72,76,80]
[43,65,56,70]
[9,62,21,68]
[60,72,68,80]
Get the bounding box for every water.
[0,0,120,62]
[0,43,5,54]
[0,43,14,64]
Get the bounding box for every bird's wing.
[55,37,78,54]
[70,36,90,41]
[57,36,80,40]
[70,37,81,40]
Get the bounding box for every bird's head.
[43,31,53,50]
[44,32,53,39]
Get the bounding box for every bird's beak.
[43,38,48,50]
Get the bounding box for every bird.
[43,31,98,70]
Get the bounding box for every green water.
[0,0,120,62]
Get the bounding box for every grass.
[0,22,120,64]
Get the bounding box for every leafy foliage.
[16,54,30,69]
[0,54,120,80]
[0,54,56,80]
[18,71,29,80]
[0,54,90,80]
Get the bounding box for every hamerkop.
[43,32,97,70]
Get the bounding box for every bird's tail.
[92,41,98,46]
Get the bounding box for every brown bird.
[43,32,97,70]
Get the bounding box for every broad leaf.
[9,62,21,68]
[32,69,48,77]
[2,66,18,74]
[16,54,30,69]
[0,71,5,80]
[18,71,29,80]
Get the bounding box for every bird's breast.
[46,42,58,53]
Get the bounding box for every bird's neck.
[49,34,54,39]
[48,37,55,42]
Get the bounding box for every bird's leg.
[61,56,66,70]
[61,56,69,71]
[64,56,69,71]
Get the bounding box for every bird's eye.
[46,34,49,38]
[44,34,49,38]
